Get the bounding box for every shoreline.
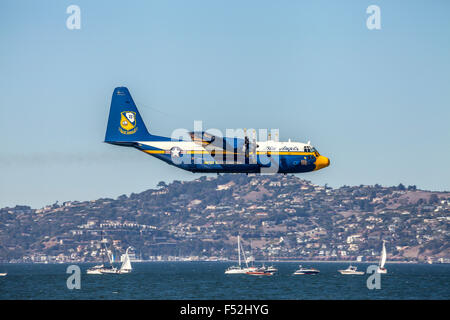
[0,260,442,265]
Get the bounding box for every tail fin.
[105,87,151,145]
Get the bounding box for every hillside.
[0,174,449,263]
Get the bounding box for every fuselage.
[128,138,330,174]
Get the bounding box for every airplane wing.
[189,131,244,153]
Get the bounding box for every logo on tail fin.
[119,111,138,135]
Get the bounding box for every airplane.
[105,87,330,174]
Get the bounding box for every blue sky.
[1,0,449,208]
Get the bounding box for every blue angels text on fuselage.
[104,87,330,174]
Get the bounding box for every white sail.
[120,247,132,272]
[237,235,241,267]
[380,241,387,268]
[106,249,114,264]
[247,240,255,264]
[240,237,249,268]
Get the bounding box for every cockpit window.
[304,146,319,154]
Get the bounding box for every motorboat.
[265,265,278,273]
[338,265,365,275]
[246,267,274,276]
[293,265,320,275]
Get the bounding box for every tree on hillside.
[428,194,439,204]
[157,181,167,188]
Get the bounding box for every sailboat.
[376,240,387,274]
[225,235,255,274]
[87,234,119,274]
[118,247,133,274]
[87,233,107,274]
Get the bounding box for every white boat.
[265,265,278,273]
[99,266,120,274]
[338,265,365,275]
[224,265,247,274]
[100,247,133,274]
[225,235,255,274]
[87,253,112,275]
[256,262,278,273]
[0,273,7,277]
[87,233,120,274]
[376,240,387,274]
[246,267,274,276]
[87,261,119,274]
[86,264,104,275]
[293,265,320,275]
[244,240,275,274]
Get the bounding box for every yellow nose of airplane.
[314,155,330,171]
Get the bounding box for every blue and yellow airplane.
[105,87,330,174]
